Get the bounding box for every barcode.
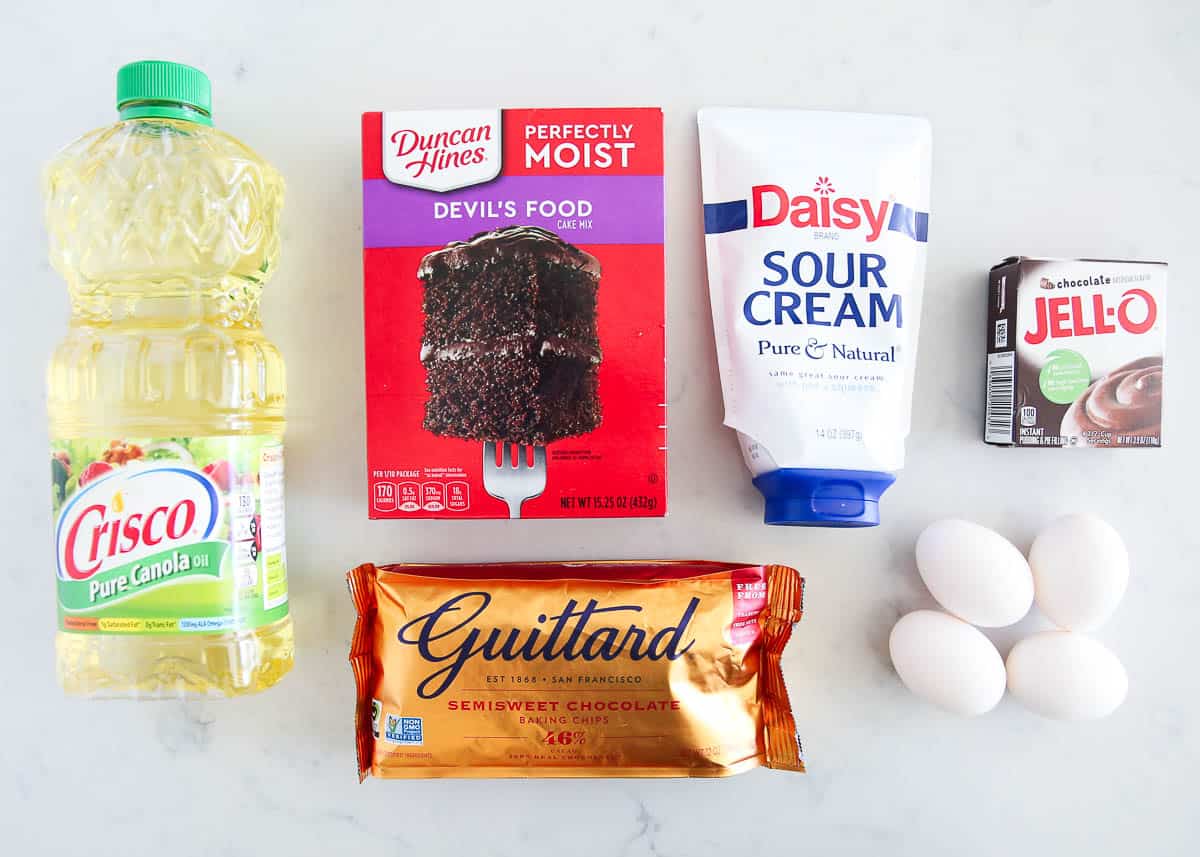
[985,352,1016,443]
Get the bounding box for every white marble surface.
[2,1,1197,854]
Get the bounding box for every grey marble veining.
[2,1,1197,854]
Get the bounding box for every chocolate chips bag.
[347,561,805,779]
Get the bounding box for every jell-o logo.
[1023,288,1157,345]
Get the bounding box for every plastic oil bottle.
[45,61,293,696]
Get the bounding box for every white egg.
[915,519,1034,627]
[1006,631,1128,720]
[1029,513,1129,631]
[889,610,1006,716]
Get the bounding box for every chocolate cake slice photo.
[417,226,603,447]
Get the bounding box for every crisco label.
[50,437,289,634]
[57,464,224,607]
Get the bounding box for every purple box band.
[363,175,664,248]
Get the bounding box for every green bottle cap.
[116,60,212,126]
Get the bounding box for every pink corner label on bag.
[730,566,767,645]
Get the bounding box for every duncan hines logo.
[56,466,220,582]
[382,110,502,192]
[749,176,928,243]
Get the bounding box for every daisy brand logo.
[382,109,502,192]
[704,175,928,243]
[752,175,926,243]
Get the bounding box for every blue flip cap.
[752,468,896,527]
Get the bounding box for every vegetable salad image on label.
[52,438,289,635]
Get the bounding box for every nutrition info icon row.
[372,480,470,513]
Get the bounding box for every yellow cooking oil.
[44,61,293,697]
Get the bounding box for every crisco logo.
[382,109,502,192]
[55,466,220,582]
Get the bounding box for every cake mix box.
[984,256,1166,448]
[361,108,665,518]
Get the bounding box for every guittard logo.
[396,592,700,699]
[382,109,503,192]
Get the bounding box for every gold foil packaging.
[347,561,805,779]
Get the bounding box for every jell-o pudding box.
[984,257,1166,448]
[361,108,665,518]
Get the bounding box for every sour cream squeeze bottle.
[698,109,931,526]
[45,61,293,695]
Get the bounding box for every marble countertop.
[2,1,1196,854]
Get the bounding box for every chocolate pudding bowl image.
[1061,356,1162,447]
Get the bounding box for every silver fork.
[482,442,547,519]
